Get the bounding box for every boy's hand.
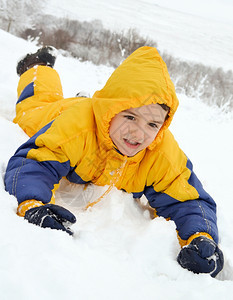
[24,204,76,235]
[177,236,224,277]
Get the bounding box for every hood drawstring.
[85,157,127,209]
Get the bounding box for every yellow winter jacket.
[5,47,218,244]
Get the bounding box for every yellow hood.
[92,46,179,151]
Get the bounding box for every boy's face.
[109,104,168,157]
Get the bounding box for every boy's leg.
[14,46,87,137]
[14,46,65,137]
[14,65,64,137]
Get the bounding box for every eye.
[148,122,158,129]
[124,115,135,121]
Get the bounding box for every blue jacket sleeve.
[4,123,71,204]
[144,159,218,244]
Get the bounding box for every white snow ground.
[45,0,233,71]
[0,28,233,300]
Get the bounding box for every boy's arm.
[4,122,73,211]
[144,158,218,245]
[144,158,224,276]
[5,100,92,220]
[4,121,79,234]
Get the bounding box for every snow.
[149,0,233,26]
[45,0,233,71]
[1,27,233,300]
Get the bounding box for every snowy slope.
[45,0,233,71]
[1,29,233,300]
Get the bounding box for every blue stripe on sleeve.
[144,158,218,243]
[132,191,144,198]
[4,121,72,204]
[66,167,89,184]
[17,82,34,104]
[7,158,70,204]
[186,159,215,205]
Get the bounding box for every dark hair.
[158,103,170,112]
[158,103,170,120]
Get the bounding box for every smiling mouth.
[123,138,141,149]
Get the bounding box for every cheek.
[110,118,128,138]
[145,130,159,144]
[109,119,122,141]
[109,125,116,142]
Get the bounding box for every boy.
[4,46,223,277]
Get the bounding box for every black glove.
[177,236,224,277]
[24,204,76,235]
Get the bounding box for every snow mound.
[1,30,233,300]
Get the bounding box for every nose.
[126,123,145,142]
